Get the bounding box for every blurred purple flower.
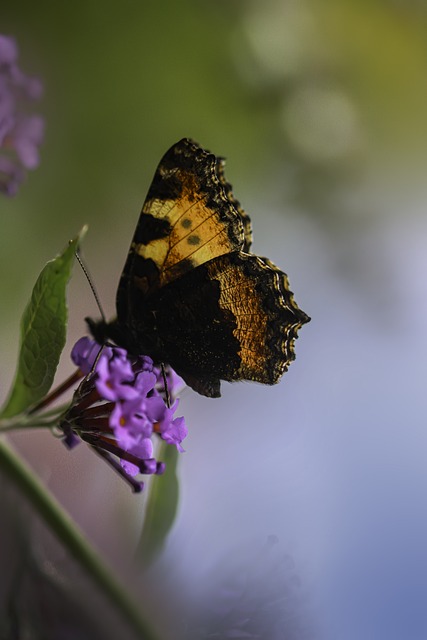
[0,34,44,196]
[62,338,187,492]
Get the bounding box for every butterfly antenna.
[75,250,107,324]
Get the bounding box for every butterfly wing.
[103,138,309,397]
[116,138,252,331]
[137,252,309,397]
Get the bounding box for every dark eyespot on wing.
[187,235,200,245]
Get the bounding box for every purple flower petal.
[0,36,17,65]
[161,416,188,452]
[152,398,188,451]
[71,337,102,374]
[110,397,153,447]
[62,430,81,450]
[132,438,154,460]
[120,439,154,476]
[134,370,157,397]
[120,459,140,477]
[65,337,188,491]
[144,394,168,423]
[156,461,166,475]
[95,351,136,401]
[109,355,135,384]
[0,33,44,196]
[13,115,44,168]
[139,457,158,474]
[156,399,179,430]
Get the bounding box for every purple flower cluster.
[0,34,44,196]
[61,337,187,492]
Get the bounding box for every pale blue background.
[2,2,427,638]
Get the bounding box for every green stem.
[0,404,70,433]
[0,420,57,433]
[0,437,161,640]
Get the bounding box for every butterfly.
[88,139,310,397]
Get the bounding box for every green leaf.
[136,442,180,568]
[0,227,87,418]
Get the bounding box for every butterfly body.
[89,139,310,397]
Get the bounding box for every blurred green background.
[2,1,427,638]
[2,0,427,308]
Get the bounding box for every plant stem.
[0,437,161,640]
[0,405,70,432]
[28,369,83,414]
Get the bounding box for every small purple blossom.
[62,337,187,492]
[0,34,44,196]
[71,336,103,374]
[95,349,139,401]
[121,439,154,477]
[156,399,188,452]
[110,394,154,446]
